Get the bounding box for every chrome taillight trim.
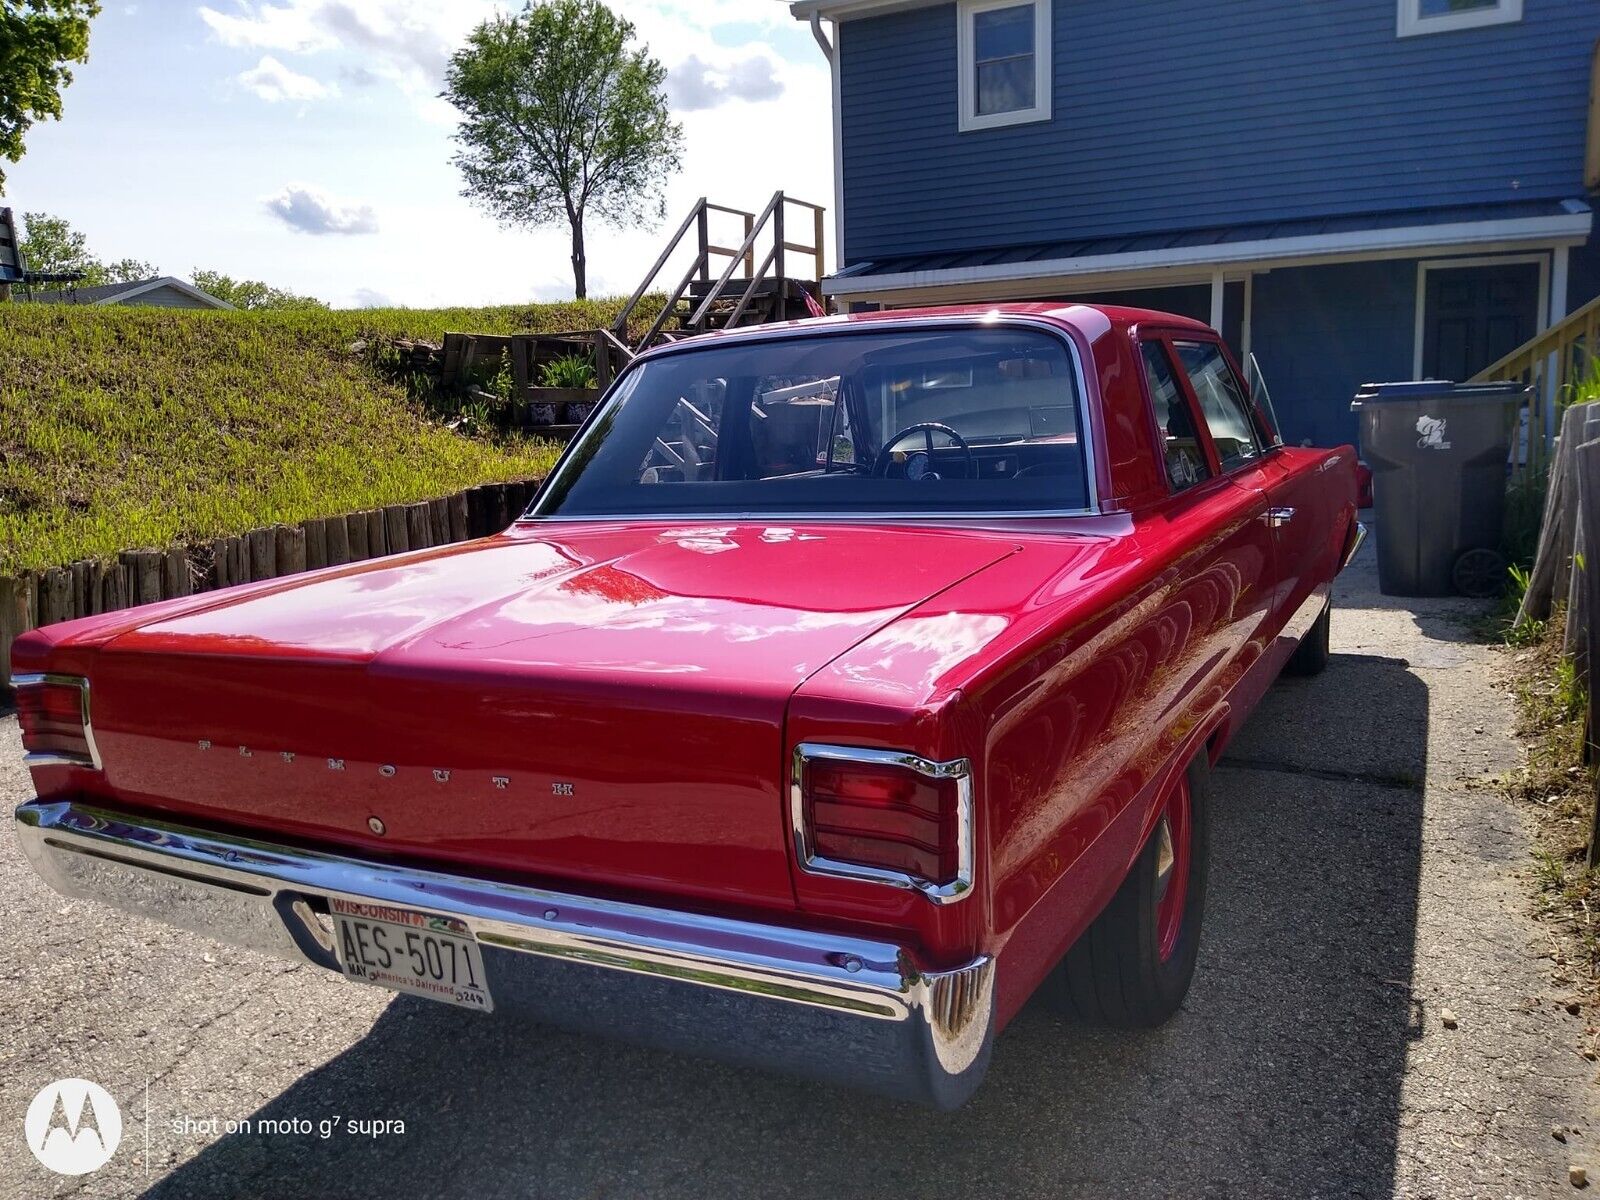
[790,742,975,906]
[11,673,101,771]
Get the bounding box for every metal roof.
[830,199,1593,294]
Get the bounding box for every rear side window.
[1140,341,1210,492]
[1173,341,1261,470]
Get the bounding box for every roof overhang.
[827,206,1595,304]
[787,0,940,20]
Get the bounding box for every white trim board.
[1397,0,1522,38]
[831,19,845,274]
[824,209,1594,300]
[1410,253,1549,379]
[957,0,1052,133]
[789,0,940,18]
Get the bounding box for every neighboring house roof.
[18,276,234,309]
[825,199,1595,301]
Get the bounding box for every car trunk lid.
[85,522,1015,911]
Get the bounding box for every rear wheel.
[1284,600,1331,677]
[1046,757,1211,1027]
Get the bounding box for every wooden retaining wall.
[1,477,542,684]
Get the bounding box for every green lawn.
[0,300,639,575]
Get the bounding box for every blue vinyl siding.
[838,0,1596,264]
[1250,260,1421,450]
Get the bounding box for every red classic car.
[13,304,1361,1108]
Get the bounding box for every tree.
[444,0,683,300]
[103,256,155,283]
[189,269,327,311]
[0,2,100,189]
[17,210,96,280]
[18,211,157,289]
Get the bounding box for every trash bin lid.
[1351,380,1532,409]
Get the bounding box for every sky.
[2,0,834,308]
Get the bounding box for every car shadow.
[144,648,1428,1200]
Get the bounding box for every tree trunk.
[570,214,587,300]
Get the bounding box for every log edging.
[1,476,543,686]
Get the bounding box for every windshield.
[533,326,1090,518]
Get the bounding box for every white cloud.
[668,53,784,112]
[199,0,332,53]
[237,54,336,102]
[350,286,396,307]
[263,184,379,235]
[198,0,485,115]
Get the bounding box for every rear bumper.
[15,798,995,1107]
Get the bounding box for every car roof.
[647,301,1216,353]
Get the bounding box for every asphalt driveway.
[2,538,1595,1199]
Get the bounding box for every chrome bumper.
[15,799,994,1108]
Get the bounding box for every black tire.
[1284,600,1331,677]
[1045,757,1212,1027]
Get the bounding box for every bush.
[539,352,598,389]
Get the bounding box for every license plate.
[330,898,494,1012]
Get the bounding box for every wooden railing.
[612,192,826,353]
[1472,293,1600,476]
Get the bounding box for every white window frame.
[958,0,1052,133]
[1397,0,1523,38]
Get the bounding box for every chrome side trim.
[11,673,101,771]
[790,743,975,905]
[1340,521,1369,573]
[15,799,995,1096]
[523,509,1102,523]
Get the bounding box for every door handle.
[1263,507,1296,529]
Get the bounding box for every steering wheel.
[872,422,976,481]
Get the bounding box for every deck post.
[1550,245,1571,435]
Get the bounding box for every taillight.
[14,674,100,770]
[792,744,973,903]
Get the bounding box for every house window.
[1397,0,1523,38]
[958,0,1052,132]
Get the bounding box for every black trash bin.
[1351,380,1531,598]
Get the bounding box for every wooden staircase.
[613,191,826,353]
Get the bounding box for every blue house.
[786,0,1598,449]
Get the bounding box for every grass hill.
[0,299,637,575]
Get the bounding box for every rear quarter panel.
[789,472,1277,1024]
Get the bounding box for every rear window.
[534,327,1090,518]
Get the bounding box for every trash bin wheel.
[1451,548,1508,599]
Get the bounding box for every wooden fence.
[394,328,633,441]
[1,476,541,690]
[1517,402,1600,867]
